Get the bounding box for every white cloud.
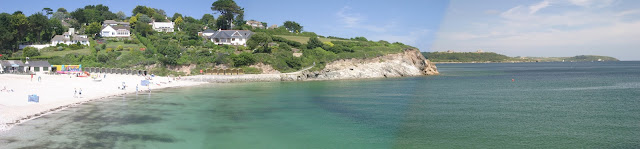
[568,0,615,8]
[336,6,391,33]
[432,0,640,60]
[529,0,551,14]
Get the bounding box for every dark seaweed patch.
[85,131,178,143]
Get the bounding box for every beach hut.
[0,60,25,74]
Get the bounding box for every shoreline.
[0,74,207,132]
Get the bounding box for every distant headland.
[422,50,619,63]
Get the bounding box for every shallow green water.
[1,62,639,148]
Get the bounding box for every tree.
[132,5,155,17]
[211,0,244,30]
[283,21,303,33]
[57,8,67,13]
[135,21,154,37]
[182,22,203,37]
[42,8,53,17]
[152,13,165,22]
[352,36,368,41]
[137,14,152,23]
[116,11,126,20]
[261,22,267,28]
[233,13,245,29]
[174,16,184,29]
[200,14,215,28]
[51,12,70,20]
[307,36,323,49]
[171,13,182,21]
[153,8,166,16]
[0,13,16,51]
[11,13,29,48]
[215,15,230,30]
[230,52,255,67]
[85,22,102,37]
[27,13,48,43]
[22,47,40,57]
[247,32,272,53]
[158,43,180,65]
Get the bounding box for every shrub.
[106,48,113,53]
[22,47,41,57]
[117,45,124,51]
[230,52,256,67]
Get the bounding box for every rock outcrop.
[186,49,438,83]
[282,49,438,81]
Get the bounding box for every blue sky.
[2,0,639,60]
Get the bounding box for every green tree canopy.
[132,5,155,17]
[307,36,323,49]
[171,13,182,21]
[85,22,102,37]
[283,21,303,33]
[211,0,244,30]
[247,32,272,53]
[22,47,40,57]
[57,8,67,13]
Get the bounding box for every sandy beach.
[0,73,206,131]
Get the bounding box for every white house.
[100,26,131,37]
[51,31,89,46]
[245,20,264,29]
[209,30,254,46]
[151,21,175,32]
[24,60,52,74]
[198,29,216,37]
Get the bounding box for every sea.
[1,62,639,148]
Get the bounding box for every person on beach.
[79,88,82,98]
[74,88,77,98]
[136,84,139,93]
[31,74,33,81]
[38,76,41,82]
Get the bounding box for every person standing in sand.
[74,88,77,98]
[79,88,82,98]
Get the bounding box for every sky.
[431,0,640,60]
[1,0,639,60]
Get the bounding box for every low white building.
[151,21,175,32]
[101,26,131,37]
[246,20,264,29]
[24,60,52,74]
[51,32,89,46]
[199,29,216,37]
[209,30,254,46]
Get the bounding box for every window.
[232,38,236,41]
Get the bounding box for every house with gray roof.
[51,31,90,46]
[100,25,131,37]
[24,60,52,74]
[209,30,254,46]
[103,20,130,27]
[0,60,25,73]
[199,29,216,37]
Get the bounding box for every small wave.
[555,82,640,91]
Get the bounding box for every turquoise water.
[1,62,639,148]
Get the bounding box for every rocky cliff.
[187,49,438,83]
[282,49,439,81]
